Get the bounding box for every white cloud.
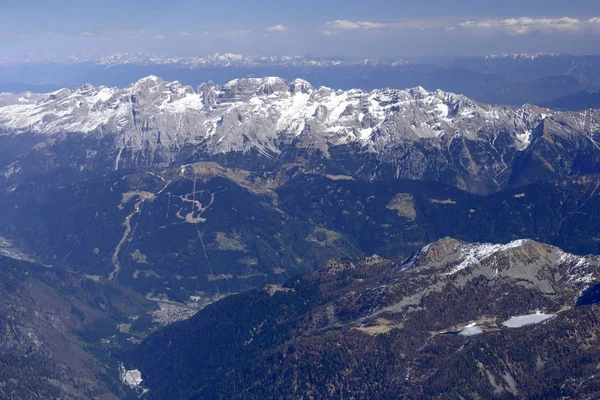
[323,20,387,36]
[458,16,597,35]
[80,30,112,37]
[266,24,288,32]
[327,20,362,30]
[179,32,195,37]
[356,21,388,29]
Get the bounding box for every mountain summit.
[129,237,600,399]
[1,76,599,193]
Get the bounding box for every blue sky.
[1,0,600,59]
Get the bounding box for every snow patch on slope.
[502,312,555,328]
[459,323,483,336]
[119,362,144,390]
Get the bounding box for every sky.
[1,0,600,60]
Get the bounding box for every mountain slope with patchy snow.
[130,237,600,399]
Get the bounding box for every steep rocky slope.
[0,253,155,399]
[130,238,600,399]
[1,77,599,193]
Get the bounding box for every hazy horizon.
[1,0,600,59]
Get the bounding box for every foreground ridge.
[129,237,600,399]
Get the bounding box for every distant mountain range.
[541,89,600,111]
[2,53,600,109]
[0,52,411,69]
[0,52,566,68]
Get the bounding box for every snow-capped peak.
[412,237,599,288]
[32,52,413,69]
[481,53,561,61]
[0,75,576,176]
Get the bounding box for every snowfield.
[502,312,555,328]
[459,323,484,336]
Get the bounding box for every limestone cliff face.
[0,76,599,193]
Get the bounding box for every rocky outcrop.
[130,238,600,399]
[0,76,599,193]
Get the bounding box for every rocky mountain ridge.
[93,53,411,69]
[480,53,562,61]
[0,51,571,68]
[1,76,600,193]
[0,75,539,145]
[129,237,600,399]
[0,52,411,69]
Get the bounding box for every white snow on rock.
[40,52,411,69]
[123,369,143,387]
[0,76,548,160]
[119,363,144,389]
[502,312,555,328]
[446,239,529,275]
[459,323,483,336]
